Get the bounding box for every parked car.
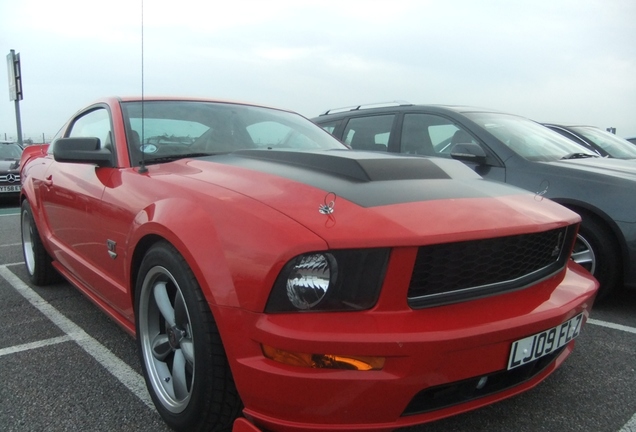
[312,103,636,300]
[543,124,636,159]
[0,140,23,200]
[20,97,597,432]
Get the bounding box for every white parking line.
[0,265,155,411]
[620,415,636,432]
[588,318,636,335]
[589,319,636,432]
[587,319,636,432]
[0,335,72,357]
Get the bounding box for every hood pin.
[319,192,336,215]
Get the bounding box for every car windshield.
[121,101,346,166]
[570,126,636,159]
[0,143,23,160]
[464,112,599,162]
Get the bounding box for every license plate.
[0,185,21,193]
[507,313,583,370]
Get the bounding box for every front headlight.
[286,253,336,310]
[265,248,390,313]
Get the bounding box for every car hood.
[0,159,20,171]
[177,150,579,248]
[544,157,636,181]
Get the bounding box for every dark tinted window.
[342,115,394,152]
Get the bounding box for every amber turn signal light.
[262,345,385,371]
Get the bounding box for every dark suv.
[312,103,636,300]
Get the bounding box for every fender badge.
[107,239,117,259]
[319,192,336,215]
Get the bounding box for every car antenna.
[138,0,148,174]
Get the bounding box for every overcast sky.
[1,0,635,142]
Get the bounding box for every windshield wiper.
[561,152,598,160]
[144,152,216,165]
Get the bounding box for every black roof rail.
[319,100,412,116]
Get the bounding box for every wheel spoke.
[573,234,596,274]
[153,281,175,326]
[174,291,188,328]
[154,359,175,399]
[180,339,195,365]
[572,249,593,267]
[151,333,172,361]
[172,349,189,400]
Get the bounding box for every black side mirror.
[450,142,487,165]
[53,137,113,168]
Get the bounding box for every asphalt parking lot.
[1,200,635,432]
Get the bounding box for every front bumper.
[215,262,597,432]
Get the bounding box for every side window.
[68,108,113,151]
[342,115,394,151]
[401,114,476,157]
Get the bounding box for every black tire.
[571,212,621,301]
[135,241,242,432]
[21,200,60,286]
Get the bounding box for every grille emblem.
[6,173,17,183]
[551,232,564,257]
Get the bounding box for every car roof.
[544,124,599,129]
[101,96,291,113]
[315,103,506,118]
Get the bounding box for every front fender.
[553,197,626,255]
[126,195,327,312]
[20,144,49,169]
[20,147,54,248]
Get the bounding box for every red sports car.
[20,97,597,432]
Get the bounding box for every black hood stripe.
[206,150,517,207]
[233,149,451,182]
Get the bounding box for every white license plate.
[0,185,21,193]
[508,313,583,370]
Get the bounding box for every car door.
[40,107,120,298]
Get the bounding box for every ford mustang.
[20,97,597,432]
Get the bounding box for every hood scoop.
[233,149,451,182]
[206,149,508,208]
